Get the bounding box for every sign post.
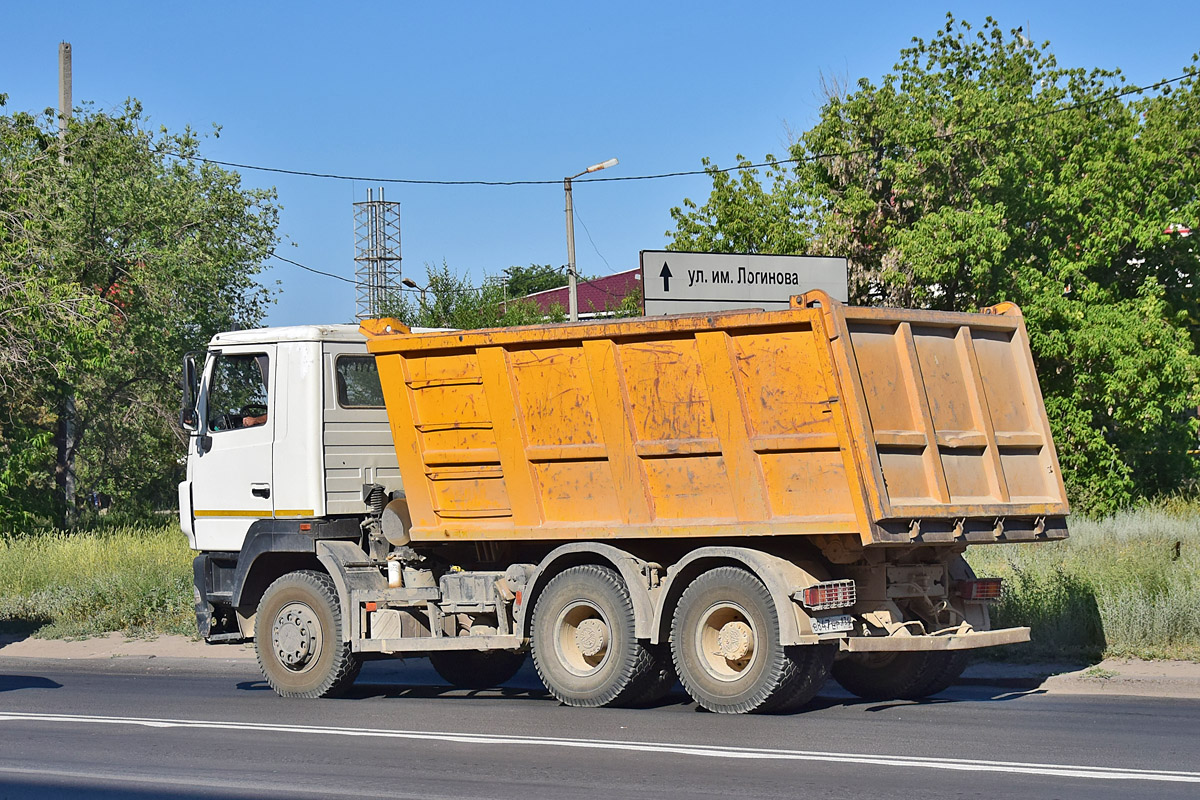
[640,251,848,315]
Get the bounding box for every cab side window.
[335,355,385,408]
[206,353,270,432]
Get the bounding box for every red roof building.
[519,268,641,316]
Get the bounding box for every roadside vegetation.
[3,503,1199,664]
[0,523,194,639]
[967,500,1200,662]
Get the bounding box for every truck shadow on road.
[232,676,1043,713]
[802,685,1048,714]
[235,677,560,703]
[0,674,63,692]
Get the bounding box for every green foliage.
[0,98,279,528]
[0,420,55,531]
[503,263,568,297]
[668,15,1200,513]
[383,261,566,329]
[967,502,1200,661]
[669,156,813,255]
[607,283,644,318]
[0,523,196,638]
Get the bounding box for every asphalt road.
[1,657,1198,799]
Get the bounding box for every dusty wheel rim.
[271,601,322,673]
[553,600,612,677]
[693,601,759,682]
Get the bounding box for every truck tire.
[832,650,969,701]
[671,566,832,714]
[429,650,527,689]
[530,564,669,708]
[254,570,361,698]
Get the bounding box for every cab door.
[189,345,276,552]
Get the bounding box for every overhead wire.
[241,71,1192,291]
[267,251,356,284]
[161,73,1190,186]
[570,201,615,274]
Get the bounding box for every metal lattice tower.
[353,187,402,319]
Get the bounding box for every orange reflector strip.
[365,602,377,612]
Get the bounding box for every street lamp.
[565,157,618,321]
[401,277,428,306]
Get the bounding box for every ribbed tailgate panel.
[830,303,1069,520]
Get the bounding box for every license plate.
[810,614,854,635]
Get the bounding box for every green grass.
[967,502,1200,662]
[0,524,195,639]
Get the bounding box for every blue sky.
[3,1,1197,327]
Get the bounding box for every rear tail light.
[956,578,1004,601]
[801,580,856,610]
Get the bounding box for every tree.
[384,261,564,330]
[502,263,568,298]
[669,16,1200,513]
[0,98,278,528]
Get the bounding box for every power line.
[571,202,615,274]
[162,73,1190,187]
[269,250,499,298]
[268,251,356,284]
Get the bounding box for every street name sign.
[639,251,848,315]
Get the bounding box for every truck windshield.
[335,355,385,408]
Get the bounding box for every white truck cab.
[179,324,401,553]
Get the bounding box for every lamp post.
[401,277,427,306]
[565,157,618,321]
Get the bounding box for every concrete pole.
[58,42,72,149]
[57,41,76,526]
[564,176,578,321]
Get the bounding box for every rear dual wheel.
[671,567,833,714]
[531,565,675,708]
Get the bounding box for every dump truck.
[180,290,1068,713]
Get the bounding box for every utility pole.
[563,158,618,321]
[564,177,578,321]
[56,41,76,526]
[58,42,72,148]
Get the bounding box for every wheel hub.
[575,618,609,658]
[272,602,320,670]
[716,620,754,661]
[695,601,759,682]
[554,600,613,677]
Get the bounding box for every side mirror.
[180,351,201,432]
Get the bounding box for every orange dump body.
[362,291,1068,547]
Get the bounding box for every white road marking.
[2,711,1198,784]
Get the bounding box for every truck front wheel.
[531,564,671,708]
[832,650,968,701]
[671,567,833,714]
[254,570,361,698]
